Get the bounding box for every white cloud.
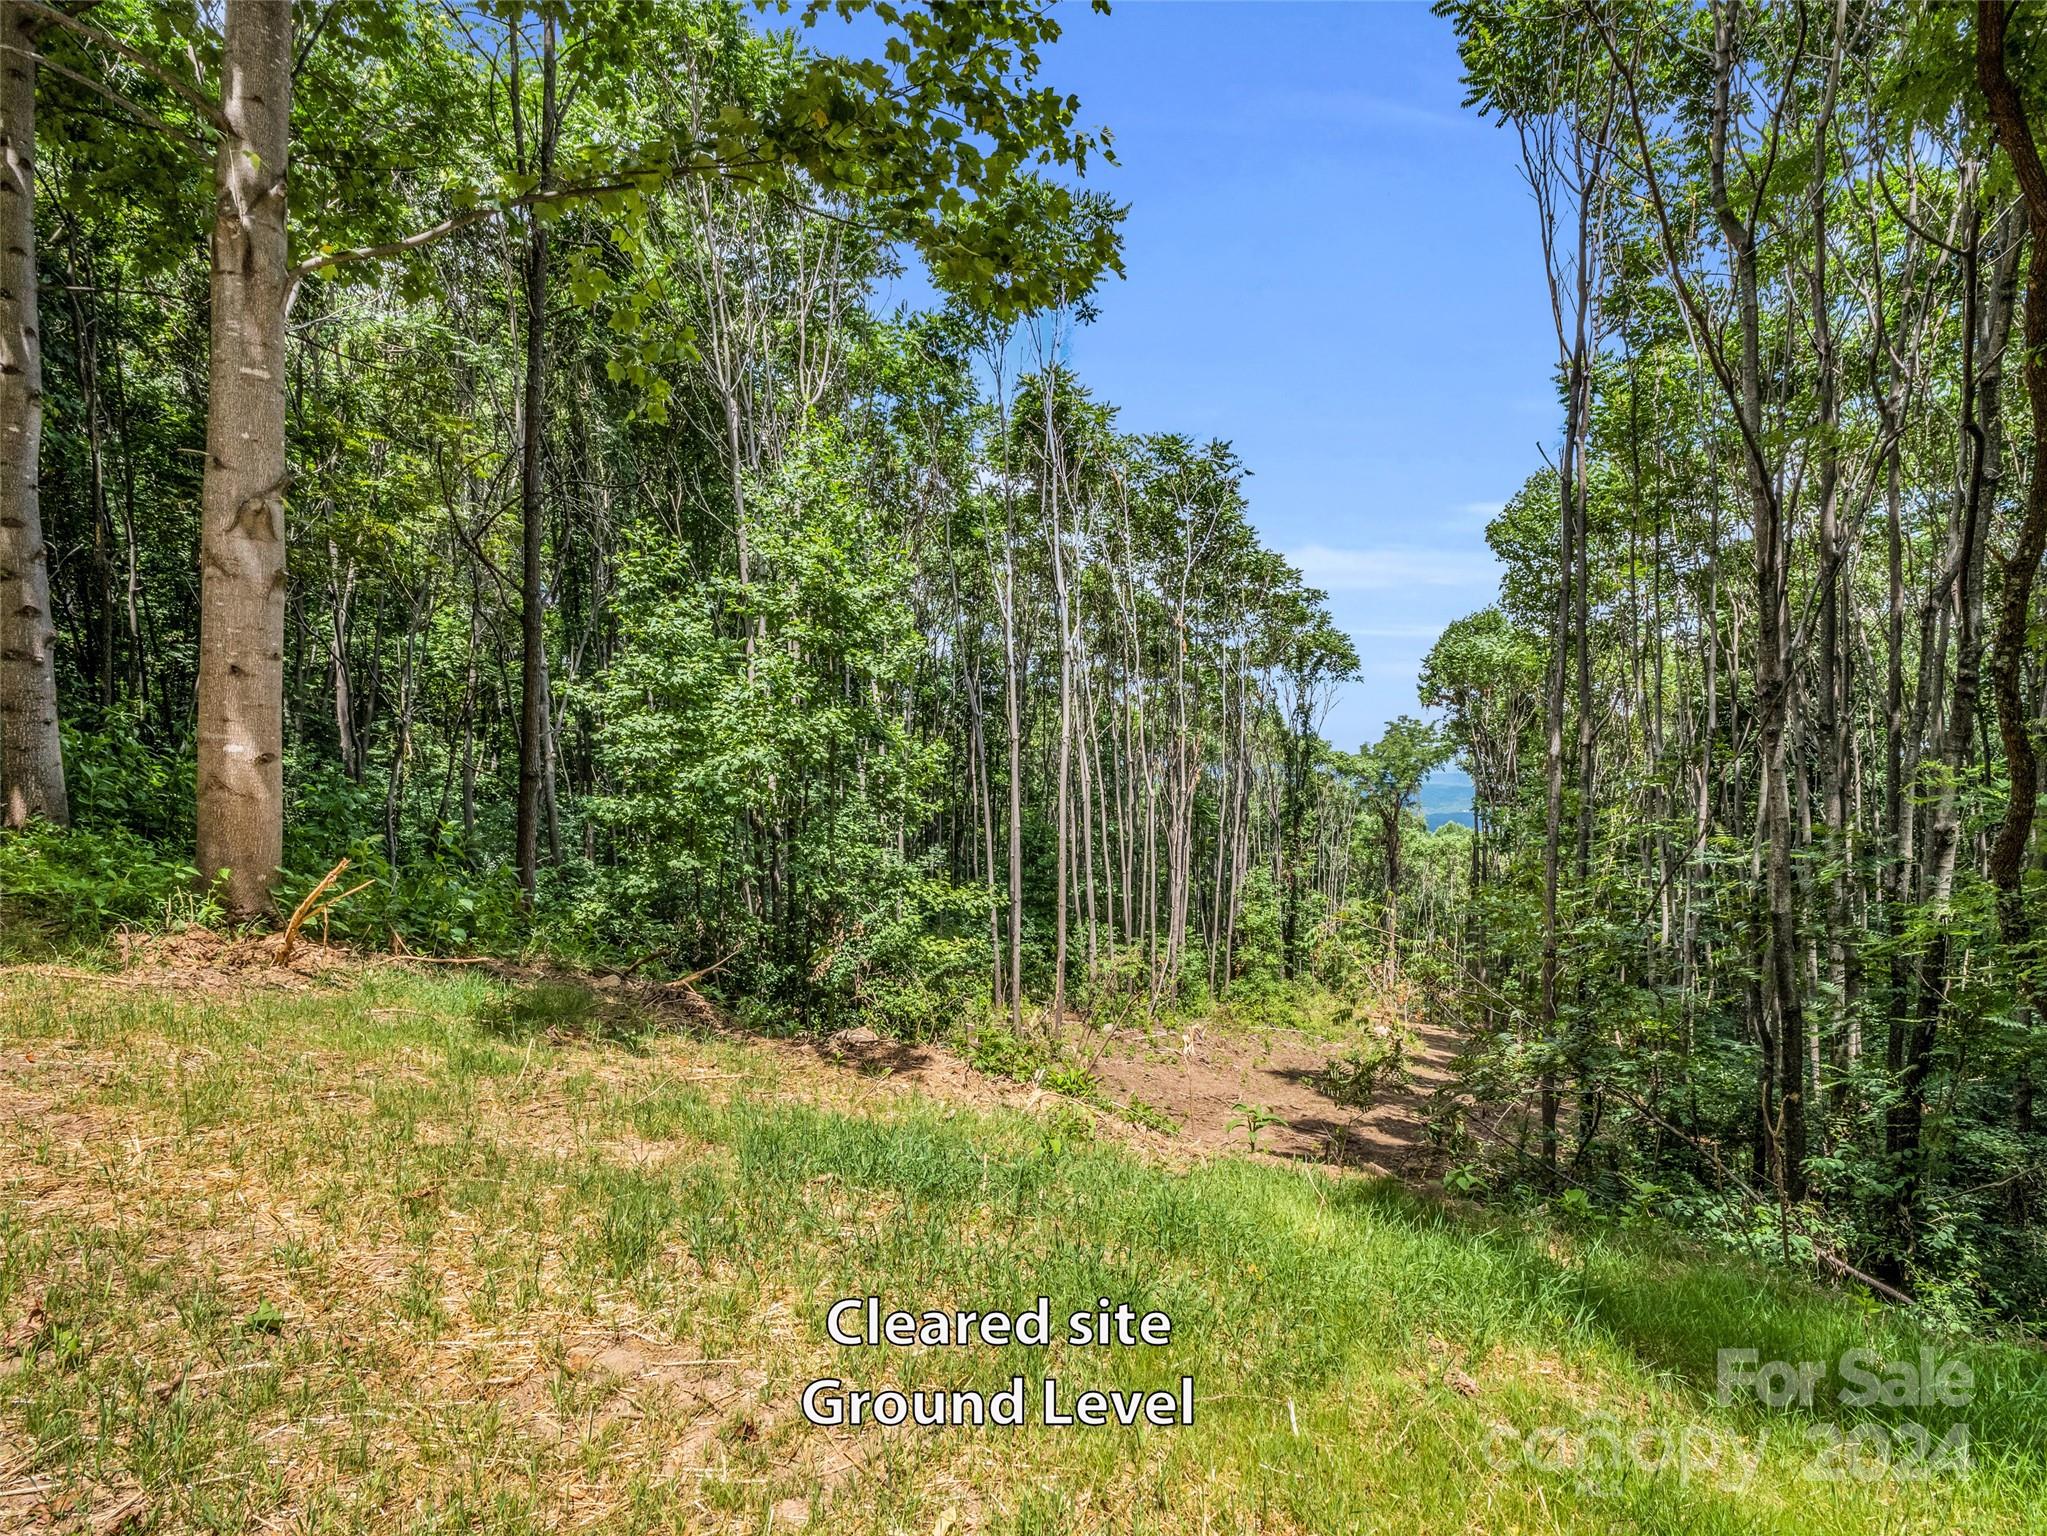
[1457,500,1506,522]
[1288,544,1500,592]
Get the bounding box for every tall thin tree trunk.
[1705,0,1807,1201]
[1980,4,2047,951]
[997,544,1024,1030]
[68,282,115,710]
[1810,0,1853,1111]
[1045,374,1072,1025]
[514,16,558,904]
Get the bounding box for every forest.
[2,0,1452,1018]
[1430,0,2047,1325]
[3,0,2047,1347]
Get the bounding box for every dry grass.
[2,964,2043,1535]
[0,970,886,1533]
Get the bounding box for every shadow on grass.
[1322,1175,2047,1459]
[473,979,654,1053]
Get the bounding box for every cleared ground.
[2,959,2043,1534]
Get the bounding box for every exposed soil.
[598,993,1463,1182]
[1085,1016,1459,1178]
[739,1007,1460,1181]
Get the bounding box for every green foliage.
[1418,0,2047,1326]
[1119,1095,1181,1136]
[1228,867,1286,988]
[1227,1100,1285,1152]
[961,1017,1101,1101]
[0,825,210,953]
[280,763,526,952]
[1320,1029,1417,1111]
[1358,717,1451,815]
[60,717,196,843]
[584,430,983,1029]
[1444,1161,1490,1197]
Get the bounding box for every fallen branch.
[664,947,743,991]
[619,942,678,976]
[1815,1248,1916,1308]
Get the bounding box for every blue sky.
[890,1,1562,752]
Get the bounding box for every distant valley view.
[1419,767,1474,830]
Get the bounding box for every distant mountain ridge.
[1418,766,1474,830]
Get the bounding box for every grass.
[1,966,2043,1534]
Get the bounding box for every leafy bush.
[581,434,986,1030]
[963,1018,1045,1079]
[273,829,525,955]
[962,1017,1101,1101]
[1320,1028,1417,1110]
[0,824,210,951]
[63,716,196,842]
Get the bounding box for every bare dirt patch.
[1085,1015,1458,1177]
[714,1005,1461,1181]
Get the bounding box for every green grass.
[1,966,2043,1534]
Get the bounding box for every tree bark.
[0,2,65,828]
[195,0,291,912]
[1980,3,2047,927]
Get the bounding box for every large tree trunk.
[195,0,291,913]
[0,3,65,828]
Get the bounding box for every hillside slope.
[1,964,2042,1535]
